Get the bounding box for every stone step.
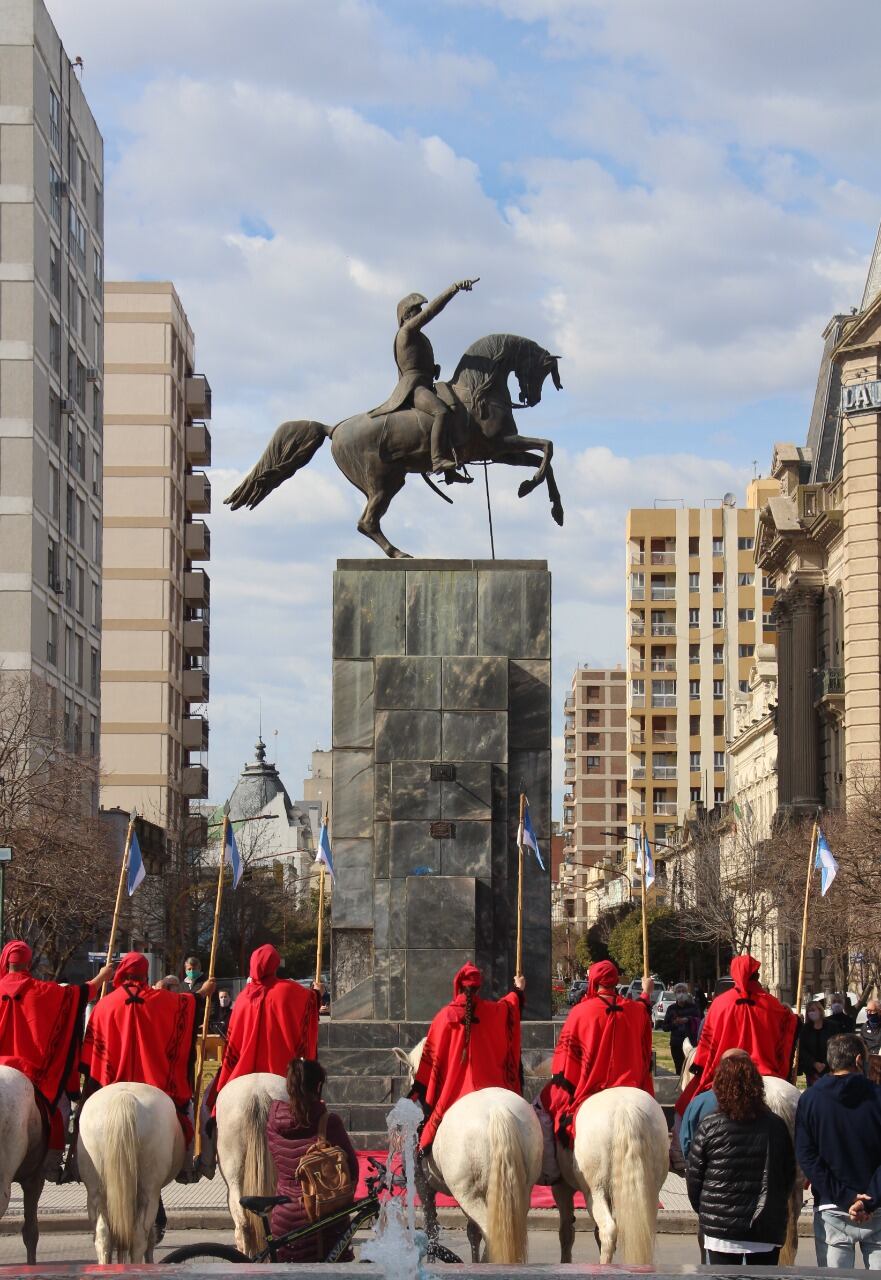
[319,1047,409,1076]
[318,1018,560,1052]
[323,1074,402,1104]
[347,1130,393,1151]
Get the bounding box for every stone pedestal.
[330,559,552,1022]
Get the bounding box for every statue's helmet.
[396,293,428,326]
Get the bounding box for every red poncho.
[686,955,798,1107]
[544,960,653,1138]
[81,952,196,1109]
[0,941,89,1106]
[214,945,319,1099]
[412,963,522,1149]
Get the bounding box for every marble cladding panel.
[374,763,391,822]
[442,711,507,762]
[390,762,440,820]
[406,874,476,949]
[441,656,508,710]
[332,660,375,749]
[389,948,406,1021]
[374,656,441,709]
[373,822,390,879]
[491,821,511,995]
[332,750,374,838]
[508,660,551,750]
[329,838,374,928]
[405,570,477,655]
[373,948,389,1021]
[334,570,406,659]
[389,822,439,878]
[439,762,492,820]
[477,569,550,658]
[388,878,407,949]
[331,928,374,1010]
[508,749,551,837]
[375,710,441,763]
[406,947,474,1022]
[438,822,492,879]
[373,879,390,950]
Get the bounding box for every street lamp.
[0,847,11,945]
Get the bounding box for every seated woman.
[265,1058,358,1262]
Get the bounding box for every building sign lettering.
[842,380,881,414]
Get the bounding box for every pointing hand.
[456,278,479,292]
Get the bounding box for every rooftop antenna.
[753,460,758,478]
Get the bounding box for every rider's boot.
[430,411,458,475]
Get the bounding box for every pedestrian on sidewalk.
[663,983,702,1075]
[859,1001,881,1085]
[795,1032,881,1269]
[686,1053,795,1266]
[799,1000,831,1087]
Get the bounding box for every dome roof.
[227,736,293,821]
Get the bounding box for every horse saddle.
[377,383,471,467]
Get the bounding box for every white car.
[652,988,676,1029]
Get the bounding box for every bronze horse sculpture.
[225,333,564,558]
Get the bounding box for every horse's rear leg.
[551,1179,576,1263]
[357,476,410,559]
[591,1188,618,1264]
[21,1174,43,1263]
[466,1219,483,1262]
[94,1214,113,1265]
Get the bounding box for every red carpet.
[355,1150,585,1209]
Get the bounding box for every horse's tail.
[485,1103,530,1264]
[103,1090,140,1257]
[225,419,330,511]
[763,1079,802,1265]
[609,1101,659,1265]
[240,1090,276,1255]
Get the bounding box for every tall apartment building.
[0,1,103,758]
[626,480,777,852]
[100,283,211,844]
[560,667,627,927]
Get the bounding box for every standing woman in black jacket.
[686,1054,795,1266]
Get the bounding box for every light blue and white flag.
[814,828,838,896]
[224,820,243,889]
[315,819,335,882]
[636,828,655,890]
[518,797,545,870]
[126,823,146,896]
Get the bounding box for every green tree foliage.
[607,904,683,979]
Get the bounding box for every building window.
[49,88,60,151]
[76,360,86,409]
[64,553,74,606]
[67,344,77,396]
[90,645,99,696]
[739,679,749,693]
[49,318,61,375]
[92,515,100,560]
[49,240,61,301]
[689,679,700,698]
[49,163,61,223]
[712,572,724,593]
[689,643,699,664]
[631,679,645,696]
[77,289,87,340]
[49,390,61,446]
[714,787,725,805]
[47,536,59,589]
[712,537,723,555]
[64,626,73,679]
[738,643,755,658]
[93,247,103,295]
[94,182,103,228]
[688,572,699,590]
[689,536,699,555]
[762,576,775,594]
[738,536,754,551]
[690,786,702,804]
[586,756,601,770]
[78,149,87,202]
[92,386,101,434]
[689,608,699,627]
[713,644,723,663]
[65,483,75,536]
[48,464,59,518]
[76,633,84,686]
[47,609,58,665]
[77,497,85,548]
[75,429,85,476]
[714,714,724,735]
[712,608,723,627]
[713,678,724,698]
[738,572,754,586]
[91,580,100,628]
[89,713,97,756]
[714,750,725,770]
[690,714,700,735]
[76,565,85,615]
[63,696,71,746]
[738,607,754,621]
[690,751,701,770]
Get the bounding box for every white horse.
[0,1066,55,1263]
[552,1086,669,1264]
[215,1071,286,1256]
[78,1083,185,1263]
[395,1040,543,1264]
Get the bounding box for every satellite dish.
[722,492,737,507]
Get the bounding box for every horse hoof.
[552,504,564,526]
[518,480,532,499]
[387,548,413,559]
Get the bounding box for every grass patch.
[653,1029,676,1074]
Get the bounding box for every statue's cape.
[369,369,427,417]
[213,978,318,1102]
[81,983,196,1108]
[0,972,89,1105]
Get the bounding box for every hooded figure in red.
[682,955,797,1111]
[410,963,523,1150]
[0,940,103,1108]
[80,952,196,1111]
[543,959,653,1143]
[213,945,319,1099]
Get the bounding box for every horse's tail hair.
[485,1103,529,1264]
[240,1090,276,1255]
[225,419,330,511]
[103,1090,139,1257]
[609,1102,658,1265]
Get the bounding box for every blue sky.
[50,0,881,808]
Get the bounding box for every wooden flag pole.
[193,811,228,1145]
[640,821,650,982]
[102,812,135,998]
[793,821,819,1026]
[315,860,326,986]
[515,792,526,979]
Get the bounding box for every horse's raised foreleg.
[494,449,564,526]
[21,1173,43,1263]
[356,473,410,559]
[551,1176,576,1263]
[500,433,553,489]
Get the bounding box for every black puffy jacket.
[686,1109,795,1244]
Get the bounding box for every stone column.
[790,586,821,810]
[773,599,792,809]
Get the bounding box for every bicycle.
[162,1155,462,1265]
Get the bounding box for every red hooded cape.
[544,960,653,1139]
[0,941,89,1106]
[80,953,196,1109]
[412,963,522,1149]
[683,955,798,1110]
[214,945,319,1099]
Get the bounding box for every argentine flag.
[815,829,838,896]
[315,819,335,882]
[126,824,146,896]
[637,828,655,890]
[518,798,545,870]
[224,820,243,889]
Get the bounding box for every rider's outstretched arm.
[409,280,476,330]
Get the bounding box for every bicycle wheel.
[426,1242,463,1264]
[161,1242,251,1264]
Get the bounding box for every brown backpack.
[295,1113,355,1223]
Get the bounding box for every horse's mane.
[451,333,546,414]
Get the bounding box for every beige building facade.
[0,0,104,758]
[626,482,777,848]
[100,282,211,841]
[560,667,627,926]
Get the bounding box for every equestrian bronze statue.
[225,280,564,558]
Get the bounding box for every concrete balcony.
[182,714,209,752]
[651,693,677,708]
[632,765,646,780]
[650,551,675,565]
[186,471,211,514]
[183,666,209,703]
[653,730,677,744]
[653,801,677,816]
[185,423,212,465]
[631,693,645,707]
[650,659,676,672]
[653,765,678,780]
[564,737,575,756]
[814,666,844,709]
[650,587,676,600]
[185,374,212,420]
[185,519,211,560]
[184,618,209,655]
[184,569,210,606]
[630,587,645,600]
[182,763,209,799]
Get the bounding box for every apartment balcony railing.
[183,618,209,655]
[651,693,677,708]
[651,587,676,600]
[631,693,645,707]
[631,730,645,745]
[631,550,645,564]
[564,693,574,710]
[182,763,209,799]
[631,804,647,817]
[182,667,209,703]
[631,765,646,780]
[564,737,575,756]
[564,764,576,779]
[185,519,211,561]
[631,658,645,672]
[813,666,844,706]
[185,471,211,514]
[185,374,212,420]
[651,659,676,672]
[653,801,677,816]
[631,621,646,637]
[650,551,676,565]
[653,730,677,744]
[563,792,574,806]
[185,423,212,466]
[651,623,676,636]
[182,714,209,752]
[653,765,678,780]
[630,587,645,600]
[183,568,210,606]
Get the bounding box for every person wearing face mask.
[800,1000,831,1087]
[663,983,702,1074]
[827,993,856,1037]
[183,956,203,993]
[860,1001,881,1084]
